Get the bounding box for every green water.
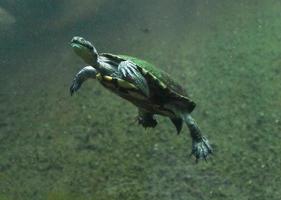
[0,0,280,199]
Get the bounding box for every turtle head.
[71,36,98,66]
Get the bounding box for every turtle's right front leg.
[70,66,98,95]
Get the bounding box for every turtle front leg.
[182,114,213,161]
[137,109,157,128]
[70,66,98,95]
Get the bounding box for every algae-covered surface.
[0,0,281,199]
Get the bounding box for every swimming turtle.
[69,36,213,160]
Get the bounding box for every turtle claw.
[70,76,82,96]
[190,136,213,162]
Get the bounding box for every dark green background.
[0,0,280,199]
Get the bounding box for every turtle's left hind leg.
[70,66,97,95]
[137,109,157,128]
[182,113,213,161]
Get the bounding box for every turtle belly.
[120,92,176,117]
[99,79,176,117]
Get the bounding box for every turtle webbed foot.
[137,115,157,128]
[191,136,213,161]
[70,75,83,96]
[137,110,157,128]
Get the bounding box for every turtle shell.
[100,53,196,113]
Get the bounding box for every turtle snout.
[71,36,83,44]
[71,36,93,50]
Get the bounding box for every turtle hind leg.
[137,109,157,128]
[182,113,213,161]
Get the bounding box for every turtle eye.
[88,45,93,50]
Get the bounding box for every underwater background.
[0,0,281,199]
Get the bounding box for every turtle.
[69,36,213,160]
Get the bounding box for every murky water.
[0,0,280,199]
